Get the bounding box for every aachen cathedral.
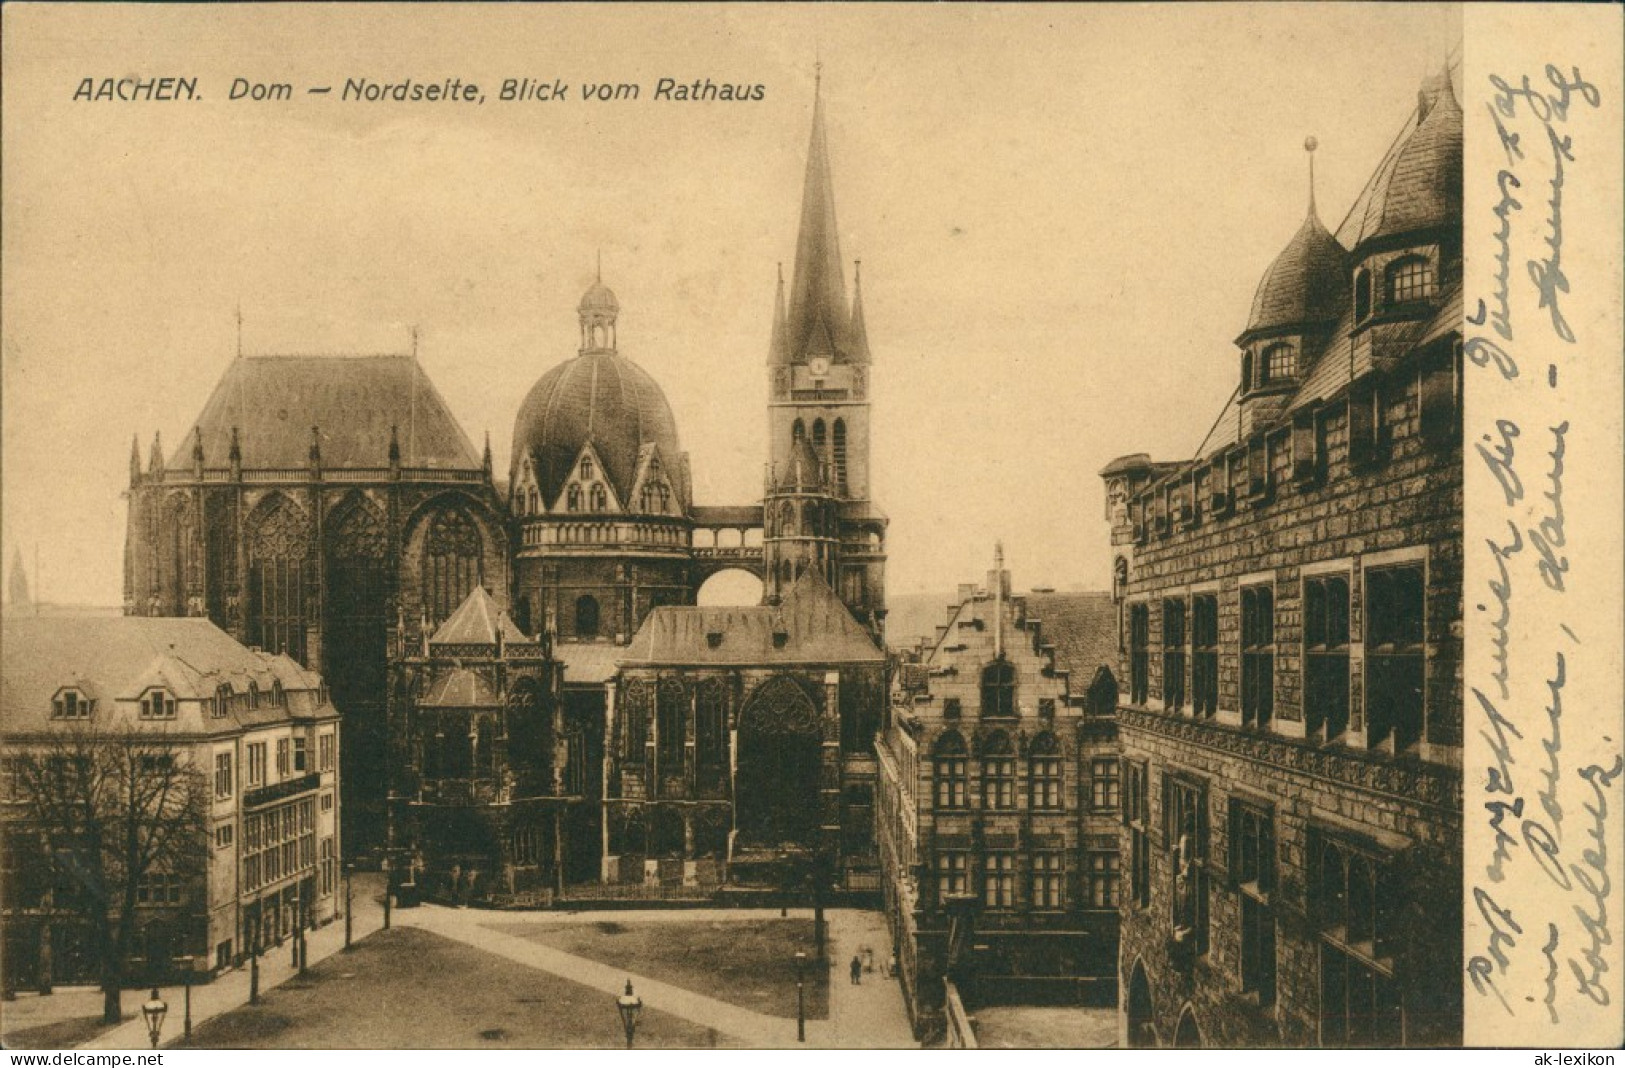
[123,80,891,902]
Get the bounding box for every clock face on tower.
[808,356,831,378]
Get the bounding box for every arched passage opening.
[735,676,822,848]
[1127,960,1156,1048]
[1174,1006,1202,1049]
[697,568,764,607]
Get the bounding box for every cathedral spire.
[785,71,848,364]
[849,259,871,364]
[147,431,164,476]
[768,263,789,365]
[130,434,143,487]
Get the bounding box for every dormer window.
[1260,342,1296,384]
[1354,268,1372,321]
[1384,255,1435,306]
[272,681,285,707]
[248,682,260,710]
[52,688,92,720]
[140,689,176,719]
[214,683,232,718]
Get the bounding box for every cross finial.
[410,324,420,357]
[596,249,602,283]
[235,302,243,358]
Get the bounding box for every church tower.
[766,72,886,633]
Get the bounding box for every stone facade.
[875,556,1120,1038]
[1101,68,1463,1048]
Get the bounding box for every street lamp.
[172,957,194,1041]
[794,950,807,1043]
[616,979,643,1049]
[141,988,168,1050]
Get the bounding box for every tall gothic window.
[422,508,482,627]
[247,496,310,664]
[696,679,728,771]
[621,681,649,764]
[1129,604,1150,705]
[812,418,827,461]
[656,679,686,773]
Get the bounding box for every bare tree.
[8,723,206,1023]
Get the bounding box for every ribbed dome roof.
[1343,71,1462,251]
[578,281,620,314]
[510,351,682,509]
[1244,212,1349,339]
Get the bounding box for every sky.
[2,3,1461,605]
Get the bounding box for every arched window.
[422,508,483,627]
[933,732,968,810]
[621,681,649,762]
[1113,557,1129,600]
[590,484,608,512]
[981,731,1016,809]
[579,457,594,481]
[1029,732,1063,809]
[575,595,600,638]
[696,679,728,771]
[214,683,233,718]
[981,659,1017,718]
[515,595,532,635]
[567,485,582,512]
[792,419,806,446]
[833,419,848,491]
[1354,268,1372,320]
[812,418,827,459]
[1260,342,1295,383]
[246,495,311,664]
[528,489,539,514]
[1384,255,1435,305]
[271,681,284,707]
[779,500,796,536]
[247,682,260,710]
[656,679,686,772]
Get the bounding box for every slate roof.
[510,351,685,510]
[418,668,500,709]
[2,616,328,736]
[1243,212,1349,340]
[429,586,524,646]
[172,355,481,471]
[1338,69,1462,251]
[621,572,881,666]
[691,504,764,528]
[1020,591,1118,684]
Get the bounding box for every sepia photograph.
[1,2,1621,1055]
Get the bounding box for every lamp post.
[141,988,168,1050]
[249,895,262,1005]
[343,862,354,950]
[172,957,193,1041]
[616,979,643,1049]
[794,950,807,1043]
[382,854,393,931]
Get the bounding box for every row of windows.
[790,417,850,490]
[210,680,287,719]
[1127,562,1427,752]
[935,850,1119,911]
[1121,762,1406,1043]
[930,732,1102,812]
[242,799,317,894]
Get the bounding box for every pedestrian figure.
[863,946,875,973]
[850,955,863,985]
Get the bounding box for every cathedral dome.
[510,350,683,510]
[578,280,620,315]
[1242,211,1348,340]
